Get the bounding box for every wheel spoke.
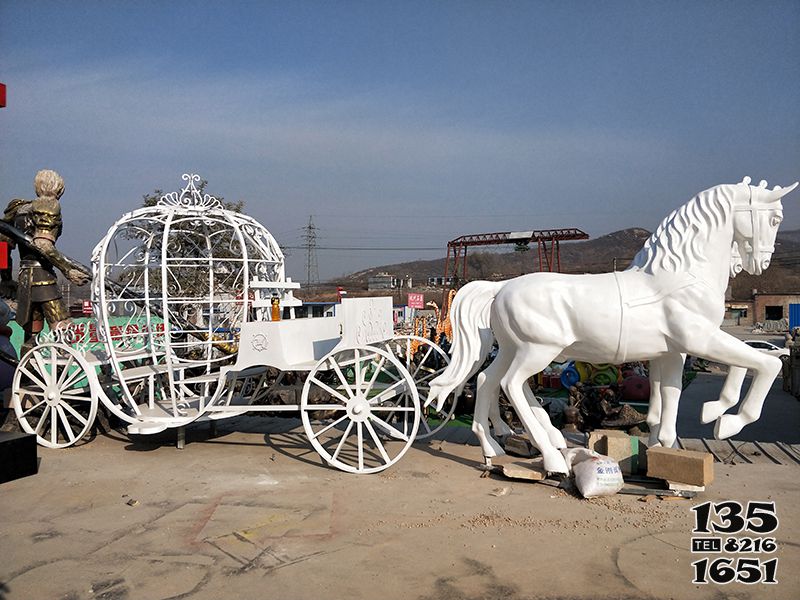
[411,346,435,378]
[35,406,51,435]
[302,403,347,411]
[56,405,76,444]
[60,401,89,426]
[330,361,355,399]
[311,414,349,440]
[420,416,433,435]
[357,422,364,471]
[308,376,350,404]
[354,349,362,394]
[377,364,401,383]
[369,379,407,404]
[331,420,354,462]
[18,388,46,398]
[56,354,76,387]
[364,419,391,465]
[32,351,53,385]
[59,392,94,402]
[368,414,410,441]
[60,366,89,391]
[50,408,58,445]
[19,398,47,417]
[19,366,48,393]
[369,406,416,412]
[363,355,387,396]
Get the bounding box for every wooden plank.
[733,441,779,465]
[774,441,800,465]
[752,441,784,465]
[680,438,720,461]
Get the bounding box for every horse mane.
[629,184,736,274]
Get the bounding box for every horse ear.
[768,181,799,201]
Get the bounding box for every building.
[726,292,800,328]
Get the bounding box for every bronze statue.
[2,169,89,343]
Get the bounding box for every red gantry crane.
[443,228,590,284]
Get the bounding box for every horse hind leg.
[646,359,663,446]
[648,353,685,449]
[488,393,514,438]
[500,346,569,474]
[472,354,510,462]
[521,380,566,449]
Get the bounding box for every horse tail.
[427,280,503,408]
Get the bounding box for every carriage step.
[127,422,170,435]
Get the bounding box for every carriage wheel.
[12,343,99,449]
[381,335,456,439]
[300,346,420,474]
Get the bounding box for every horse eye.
[771,216,782,227]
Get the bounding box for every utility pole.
[303,215,320,289]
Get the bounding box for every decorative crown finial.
[158,173,221,209]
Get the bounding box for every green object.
[629,435,639,473]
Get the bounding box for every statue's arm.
[31,198,88,285]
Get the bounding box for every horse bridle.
[734,179,781,265]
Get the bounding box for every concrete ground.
[1,354,799,599]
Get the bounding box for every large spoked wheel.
[381,335,456,439]
[300,345,420,474]
[12,343,99,448]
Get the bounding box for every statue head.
[732,177,797,276]
[34,169,65,200]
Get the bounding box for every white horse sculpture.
[427,177,797,474]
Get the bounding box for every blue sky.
[1,1,798,281]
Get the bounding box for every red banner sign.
[407,293,425,309]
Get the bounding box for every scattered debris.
[499,461,546,481]
[503,434,534,457]
[490,486,511,497]
[126,498,140,507]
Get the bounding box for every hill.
[328,228,800,300]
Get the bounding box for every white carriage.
[11,174,455,473]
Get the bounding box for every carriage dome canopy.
[90,173,287,368]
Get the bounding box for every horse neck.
[687,225,734,296]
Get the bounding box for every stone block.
[647,446,714,487]
[587,429,640,474]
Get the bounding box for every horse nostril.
[762,259,770,269]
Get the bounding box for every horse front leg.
[647,353,685,448]
[700,366,747,424]
[675,326,782,440]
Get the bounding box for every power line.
[283,246,442,251]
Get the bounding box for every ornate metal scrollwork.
[158,173,221,210]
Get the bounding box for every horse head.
[732,177,797,276]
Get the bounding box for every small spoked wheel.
[12,343,98,448]
[300,345,420,474]
[381,335,456,439]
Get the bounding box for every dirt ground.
[1,397,799,600]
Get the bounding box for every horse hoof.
[701,401,724,424]
[543,452,570,475]
[714,415,742,440]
